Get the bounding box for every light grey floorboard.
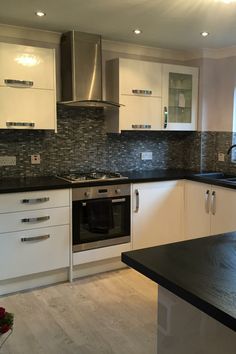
[0,269,157,354]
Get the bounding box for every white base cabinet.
[185,181,236,239]
[185,181,211,239]
[132,181,184,250]
[0,189,70,283]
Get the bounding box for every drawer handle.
[21,197,50,204]
[21,216,50,223]
[6,122,35,128]
[132,89,152,95]
[132,124,151,129]
[21,235,50,242]
[4,79,34,88]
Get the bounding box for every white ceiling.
[0,0,236,50]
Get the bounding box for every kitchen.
[0,0,236,353]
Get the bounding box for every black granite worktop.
[122,233,236,332]
[1,169,236,193]
[0,176,70,193]
[0,169,191,193]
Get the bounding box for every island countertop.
[122,232,236,332]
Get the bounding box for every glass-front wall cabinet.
[163,64,199,131]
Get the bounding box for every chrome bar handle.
[134,189,139,213]
[21,216,50,223]
[132,89,152,95]
[6,122,35,128]
[211,191,216,215]
[21,197,50,204]
[164,106,168,129]
[21,235,50,242]
[132,124,151,129]
[5,79,34,88]
[205,190,210,213]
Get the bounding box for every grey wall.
[0,106,201,178]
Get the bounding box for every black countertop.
[0,176,70,193]
[122,233,236,332]
[0,169,193,193]
[1,169,236,193]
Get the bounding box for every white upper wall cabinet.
[162,64,198,131]
[106,58,163,133]
[0,42,56,130]
[106,58,198,133]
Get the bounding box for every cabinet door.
[132,181,184,250]
[0,42,55,90]
[185,181,211,239]
[119,94,162,131]
[210,186,236,235]
[162,64,198,131]
[0,86,56,129]
[119,58,162,97]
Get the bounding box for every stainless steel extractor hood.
[60,31,120,108]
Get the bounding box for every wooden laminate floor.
[0,269,157,354]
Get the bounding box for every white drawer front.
[0,189,69,213]
[0,207,69,233]
[0,225,69,281]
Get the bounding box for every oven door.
[72,196,130,252]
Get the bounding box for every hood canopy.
[59,31,121,109]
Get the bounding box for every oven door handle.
[82,198,126,206]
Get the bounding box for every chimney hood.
[60,31,120,108]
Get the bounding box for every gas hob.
[57,171,128,183]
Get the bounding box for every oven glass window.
[73,197,130,245]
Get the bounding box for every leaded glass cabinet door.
[162,64,198,131]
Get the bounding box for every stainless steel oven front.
[72,184,130,252]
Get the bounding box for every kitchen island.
[122,232,236,354]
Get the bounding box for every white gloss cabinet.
[0,189,70,283]
[185,181,236,239]
[210,185,236,235]
[0,42,56,130]
[185,181,211,239]
[162,64,198,131]
[106,58,163,132]
[0,225,69,281]
[132,181,184,250]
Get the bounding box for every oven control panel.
[72,184,130,201]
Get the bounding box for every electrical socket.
[31,154,41,165]
[218,153,225,162]
[141,152,153,160]
[0,156,16,166]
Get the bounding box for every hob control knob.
[84,192,90,197]
[115,189,121,194]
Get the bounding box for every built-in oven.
[72,184,130,252]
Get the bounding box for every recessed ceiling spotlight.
[35,11,46,17]
[201,31,209,37]
[133,29,142,35]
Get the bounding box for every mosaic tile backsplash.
[0,106,202,178]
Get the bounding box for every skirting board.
[0,268,69,296]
